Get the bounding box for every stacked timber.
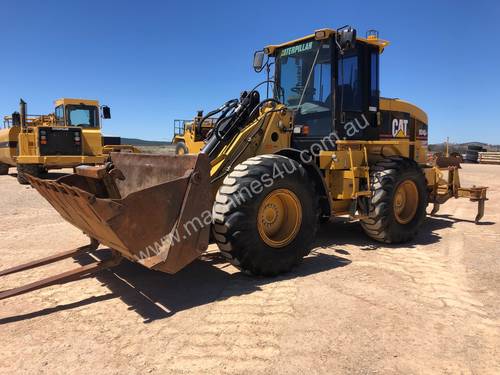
[478,152,500,165]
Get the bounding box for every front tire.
[175,141,189,155]
[212,155,319,276]
[16,164,42,185]
[361,156,427,243]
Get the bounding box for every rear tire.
[212,155,319,276]
[0,163,9,175]
[361,156,428,243]
[16,164,42,185]
[175,142,189,155]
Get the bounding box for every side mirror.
[253,50,265,72]
[337,26,357,49]
[102,106,111,119]
[11,112,21,126]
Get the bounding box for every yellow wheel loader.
[0,27,487,300]
[172,113,216,154]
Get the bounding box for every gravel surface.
[0,164,499,374]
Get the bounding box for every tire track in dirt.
[371,228,500,373]
[161,277,298,374]
[375,238,499,329]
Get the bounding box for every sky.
[1,0,499,144]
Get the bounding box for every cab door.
[335,42,380,140]
[290,42,335,151]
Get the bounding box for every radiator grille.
[39,127,82,156]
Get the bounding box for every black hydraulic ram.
[201,90,261,161]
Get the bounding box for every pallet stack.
[479,152,500,165]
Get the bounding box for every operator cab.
[53,98,111,128]
[258,27,389,150]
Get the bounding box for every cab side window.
[293,44,333,137]
[370,51,379,108]
[55,105,65,125]
[338,55,362,111]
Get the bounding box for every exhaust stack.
[19,98,27,128]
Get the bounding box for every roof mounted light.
[314,29,334,41]
[366,29,379,40]
[364,29,390,53]
[315,30,327,40]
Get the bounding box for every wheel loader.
[0,27,488,300]
[172,113,217,155]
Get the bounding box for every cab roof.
[54,98,99,107]
[264,28,390,56]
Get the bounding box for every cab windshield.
[275,39,332,115]
[66,105,99,128]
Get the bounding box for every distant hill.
[429,142,500,153]
[121,138,171,146]
[115,137,500,151]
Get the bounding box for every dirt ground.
[0,164,499,374]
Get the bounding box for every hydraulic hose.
[200,80,282,160]
[196,99,239,136]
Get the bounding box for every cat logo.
[392,118,408,138]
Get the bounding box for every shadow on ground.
[0,250,350,325]
[315,214,495,252]
[1,213,493,324]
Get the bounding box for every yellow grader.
[0,27,488,300]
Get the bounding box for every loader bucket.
[26,153,212,274]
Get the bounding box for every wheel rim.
[177,147,185,155]
[393,180,419,224]
[257,189,302,248]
